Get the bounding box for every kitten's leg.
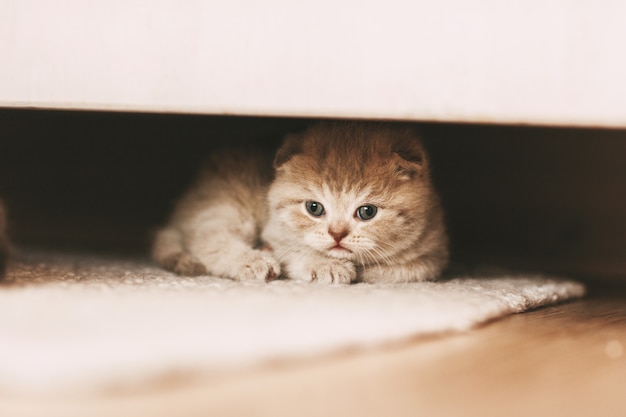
[154,222,280,281]
[155,147,279,281]
[152,228,207,276]
[281,250,356,285]
[192,241,279,282]
[183,213,280,282]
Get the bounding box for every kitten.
[153,122,448,284]
[0,202,9,279]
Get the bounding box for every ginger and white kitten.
[153,122,448,284]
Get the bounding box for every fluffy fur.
[153,122,448,284]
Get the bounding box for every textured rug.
[0,250,585,396]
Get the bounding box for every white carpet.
[0,250,585,396]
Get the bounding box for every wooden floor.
[2,283,626,417]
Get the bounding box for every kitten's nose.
[328,227,349,243]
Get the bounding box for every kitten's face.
[267,123,435,266]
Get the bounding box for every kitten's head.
[267,122,439,265]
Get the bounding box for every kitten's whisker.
[270,240,318,264]
[368,246,394,268]
[358,247,383,271]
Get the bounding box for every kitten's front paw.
[238,250,281,282]
[309,260,356,285]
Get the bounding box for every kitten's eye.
[356,205,378,221]
[305,201,325,217]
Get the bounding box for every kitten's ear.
[392,135,427,179]
[274,133,303,169]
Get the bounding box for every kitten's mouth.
[327,244,354,260]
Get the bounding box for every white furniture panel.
[2,0,626,127]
